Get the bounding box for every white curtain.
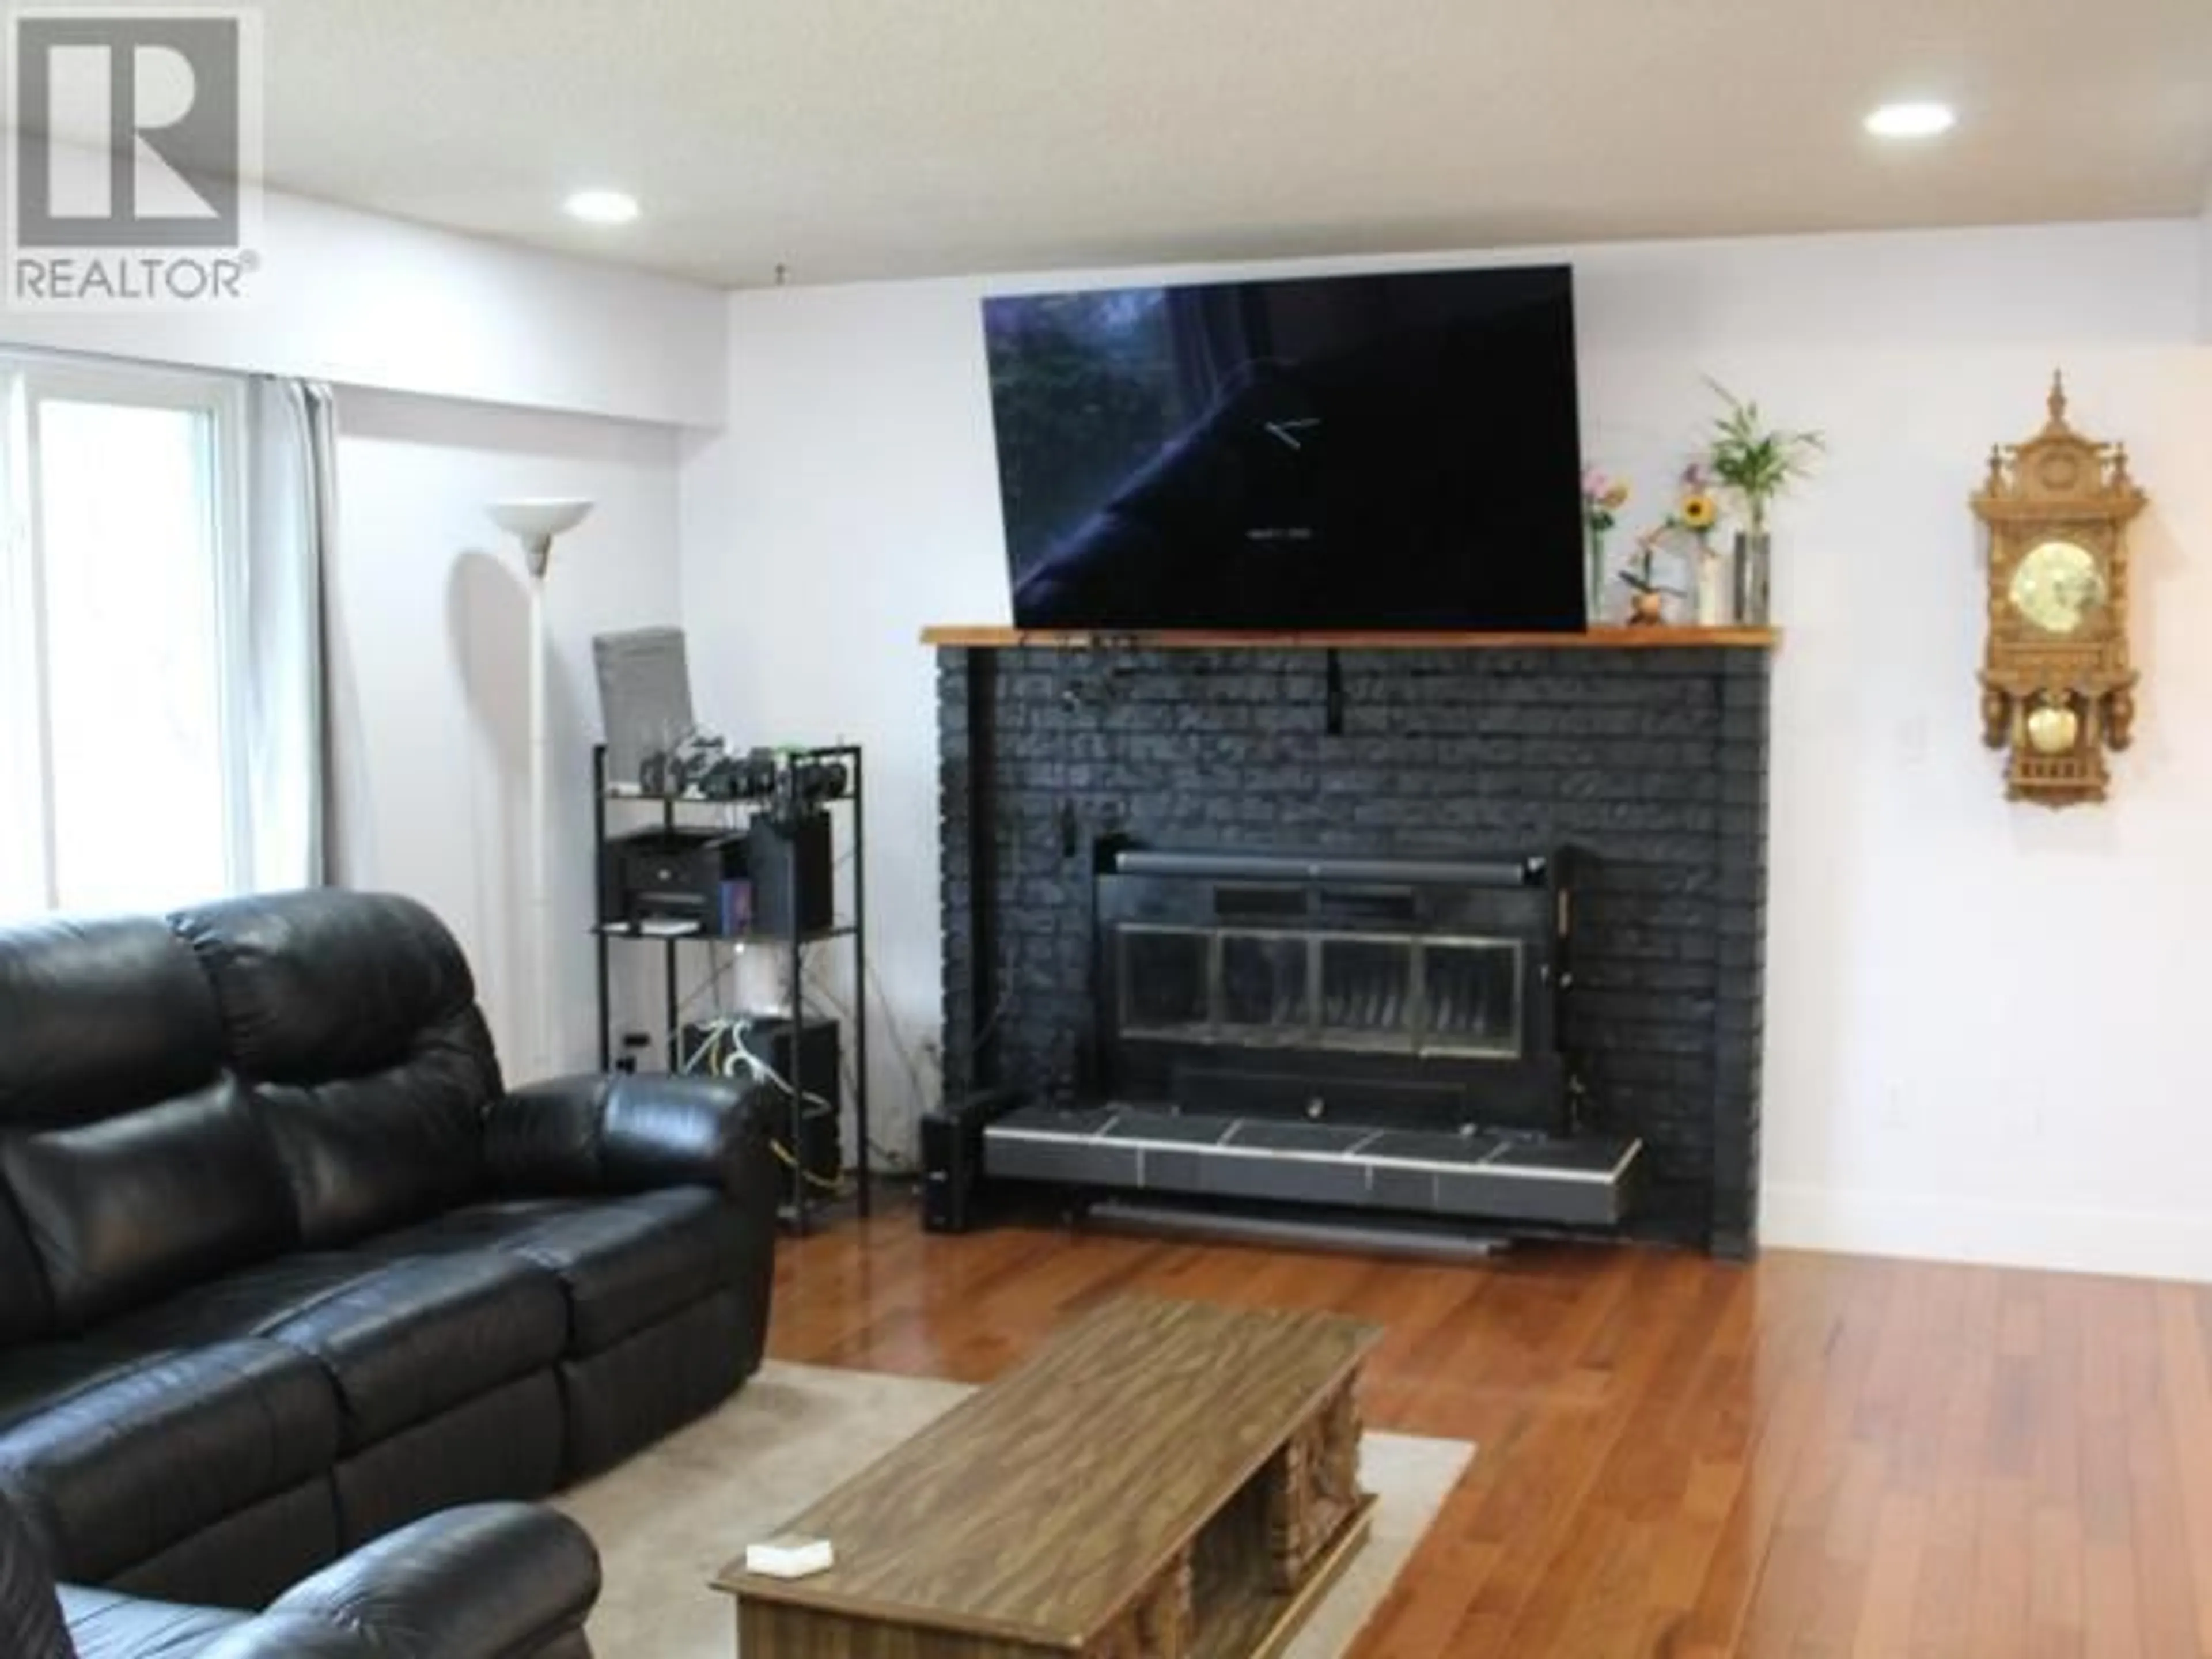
[243,376,336,891]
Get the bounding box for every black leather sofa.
[0,889,779,1609]
[2,1487,599,1659]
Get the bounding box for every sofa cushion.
[330,1372,564,1550]
[168,891,494,1088]
[360,1188,744,1355]
[101,1253,567,1451]
[107,1479,338,1617]
[94,1255,392,1351]
[0,915,225,1132]
[168,889,503,1248]
[263,1255,567,1449]
[0,1344,173,1434]
[0,1079,297,1332]
[247,1021,493,1248]
[59,1585,243,1659]
[0,912,232,1347]
[0,1339,340,1585]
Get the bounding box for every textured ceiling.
[231,0,2212,286]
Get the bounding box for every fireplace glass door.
[1116,925,1524,1060]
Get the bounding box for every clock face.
[2008,538,2108,635]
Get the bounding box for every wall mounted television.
[981,263,1585,632]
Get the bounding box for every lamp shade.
[487,498,593,578]
[488,497,593,542]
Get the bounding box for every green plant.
[1703,380,1824,535]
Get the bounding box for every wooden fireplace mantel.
[919,625,1779,650]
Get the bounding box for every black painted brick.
[937,644,1771,1253]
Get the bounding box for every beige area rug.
[555,1358,1472,1657]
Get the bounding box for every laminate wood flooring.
[766,1203,2212,1658]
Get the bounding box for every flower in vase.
[1679,492,1719,533]
[1581,469,1630,533]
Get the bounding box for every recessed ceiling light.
[564,189,640,226]
[1864,101,1956,139]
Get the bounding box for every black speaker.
[744,810,834,937]
[921,1088,1023,1233]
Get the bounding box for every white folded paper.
[744,1535,835,1579]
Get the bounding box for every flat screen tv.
[982,263,1585,632]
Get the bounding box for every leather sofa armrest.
[192,1504,598,1659]
[486,1071,776,1202]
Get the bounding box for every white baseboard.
[1760,1182,2212,1284]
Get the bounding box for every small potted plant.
[1704,381,1824,623]
[1618,524,1681,626]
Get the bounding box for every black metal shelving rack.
[590,742,869,1233]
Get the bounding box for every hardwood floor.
[766,1199,2212,1658]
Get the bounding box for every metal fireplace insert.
[1099,845,1570,1133]
[981,844,1642,1234]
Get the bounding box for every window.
[0,356,251,917]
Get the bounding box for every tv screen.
[982,264,1585,632]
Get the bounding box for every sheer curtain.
[0,355,332,919]
[242,376,336,892]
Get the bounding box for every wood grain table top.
[714,1296,1379,1649]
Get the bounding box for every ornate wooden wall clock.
[1971,373,2146,806]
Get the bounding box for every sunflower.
[1679,492,1719,532]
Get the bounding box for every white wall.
[0,184,725,426]
[680,219,2212,1280]
[678,282,1010,1163]
[332,389,683,1073]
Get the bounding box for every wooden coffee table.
[714,1297,1380,1658]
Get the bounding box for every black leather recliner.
[0,889,780,1609]
[0,1482,599,1658]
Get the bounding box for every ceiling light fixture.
[564,188,640,226]
[1864,101,1956,140]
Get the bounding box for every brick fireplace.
[934,636,1772,1256]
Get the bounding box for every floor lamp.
[487,497,594,1080]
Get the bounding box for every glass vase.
[1733,531,1771,624]
[1695,544,1728,627]
[1585,528,1609,623]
